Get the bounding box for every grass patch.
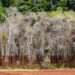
[1,68,39,71]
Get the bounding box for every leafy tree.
[0,0,75,18]
[1,0,18,7]
[68,0,75,10]
[56,0,68,10]
[0,7,7,23]
[18,0,32,13]
[18,0,49,12]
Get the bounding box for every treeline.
[0,0,75,22]
[0,0,75,12]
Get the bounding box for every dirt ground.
[0,70,75,75]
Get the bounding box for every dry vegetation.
[0,7,75,68]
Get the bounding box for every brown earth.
[0,70,75,75]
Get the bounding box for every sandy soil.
[0,70,75,75]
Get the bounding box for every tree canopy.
[0,0,75,12]
[0,0,75,22]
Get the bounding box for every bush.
[0,7,7,23]
[50,11,63,17]
[50,64,58,69]
[56,7,63,11]
[0,33,8,42]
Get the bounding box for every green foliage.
[1,0,18,7]
[50,64,66,69]
[17,0,49,13]
[17,0,75,13]
[7,67,39,71]
[60,64,66,68]
[50,64,58,69]
[68,0,75,10]
[50,11,63,17]
[0,0,75,13]
[0,6,7,23]
[64,11,75,21]
[56,0,68,10]
[56,7,63,11]
[0,0,75,23]
[0,33,8,42]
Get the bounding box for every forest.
[0,0,75,69]
[0,0,75,23]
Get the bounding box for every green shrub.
[50,11,63,17]
[60,64,66,68]
[0,7,7,23]
[57,7,63,11]
[50,64,58,69]
[0,33,8,42]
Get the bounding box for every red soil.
[0,70,75,75]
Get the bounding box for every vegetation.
[0,0,75,11]
[0,0,75,23]
[0,0,75,22]
[0,33,8,42]
[0,0,75,69]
